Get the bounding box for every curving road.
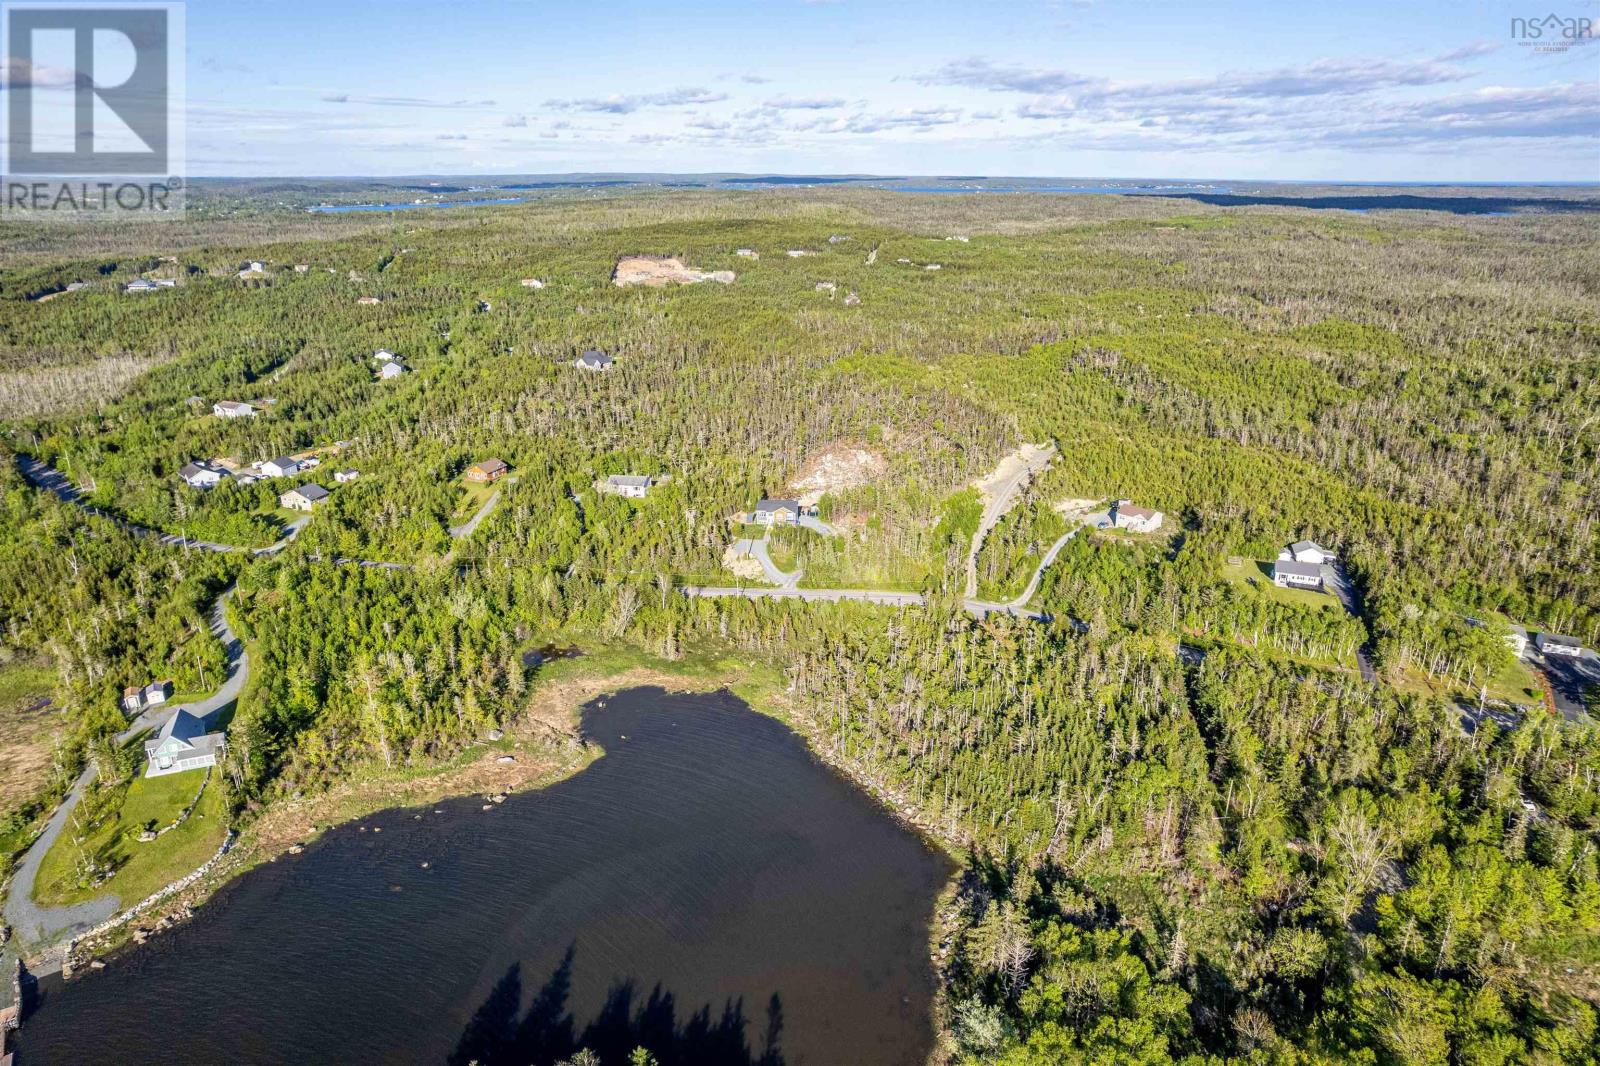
[2,593,246,966]
[16,454,307,555]
[965,443,1056,599]
[729,535,800,589]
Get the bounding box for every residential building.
[603,474,653,498]
[1111,500,1164,533]
[122,680,172,714]
[212,400,256,418]
[179,461,223,489]
[144,710,226,777]
[1273,559,1323,590]
[279,484,329,511]
[1280,540,1335,566]
[378,360,408,379]
[1536,632,1586,658]
[465,458,509,484]
[125,278,161,293]
[334,468,360,484]
[1507,624,1530,658]
[735,248,758,258]
[575,349,614,372]
[356,296,383,305]
[521,278,545,288]
[261,457,301,479]
[753,499,801,526]
[373,348,399,363]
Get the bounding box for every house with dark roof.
[179,461,223,489]
[1272,559,1323,590]
[261,457,301,479]
[465,459,509,484]
[1536,632,1586,658]
[279,484,329,511]
[575,349,614,372]
[144,709,226,777]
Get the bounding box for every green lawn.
[452,479,498,522]
[1221,557,1340,610]
[33,767,226,907]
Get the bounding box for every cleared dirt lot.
[612,255,735,287]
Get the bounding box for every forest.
[0,184,1597,1063]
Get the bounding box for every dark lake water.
[17,687,953,1065]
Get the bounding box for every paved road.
[1003,511,1109,610]
[683,585,1046,621]
[2,593,245,966]
[1322,560,1378,683]
[448,476,517,540]
[965,443,1055,600]
[728,536,800,588]
[16,454,307,555]
[1534,647,1599,723]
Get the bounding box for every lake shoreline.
[27,674,955,1065]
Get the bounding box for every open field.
[0,661,60,814]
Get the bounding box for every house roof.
[292,484,329,502]
[179,462,213,480]
[1539,632,1582,648]
[266,456,299,470]
[1290,540,1331,555]
[1274,559,1322,580]
[144,709,223,757]
[756,498,800,513]
[608,474,652,488]
[1116,502,1159,520]
[471,458,508,475]
[215,400,252,411]
[578,349,613,366]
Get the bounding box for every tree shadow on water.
[448,945,784,1066]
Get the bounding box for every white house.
[377,360,408,379]
[373,348,399,363]
[280,484,329,512]
[212,400,256,419]
[1273,559,1323,590]
[735,248,758,258]
[1111,501,1164,533]
[334,468,360,484]
[179,461,223,489]
[520,278,545,289]
[575,349,614,372]
[1507,625,1530,659]
[1280,540,1336,566]
[753,498,801,526]
[603,474,653,498]
[261,457,301,479]
[1536,632,1585,658]
[144,710,225,777]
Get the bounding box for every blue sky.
[10,0,1600,179]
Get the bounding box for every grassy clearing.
[452,479,498,521]
[1221,557,1340,610]
[0,660,62,814]
[33,768,226,908]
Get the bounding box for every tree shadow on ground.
[448,945,784,1066]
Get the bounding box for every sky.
[4,0,1599,180]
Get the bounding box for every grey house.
[1273,559,1323,590]
[144,709,226,777]
[575,349,614,372]
[603,474,653,498]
